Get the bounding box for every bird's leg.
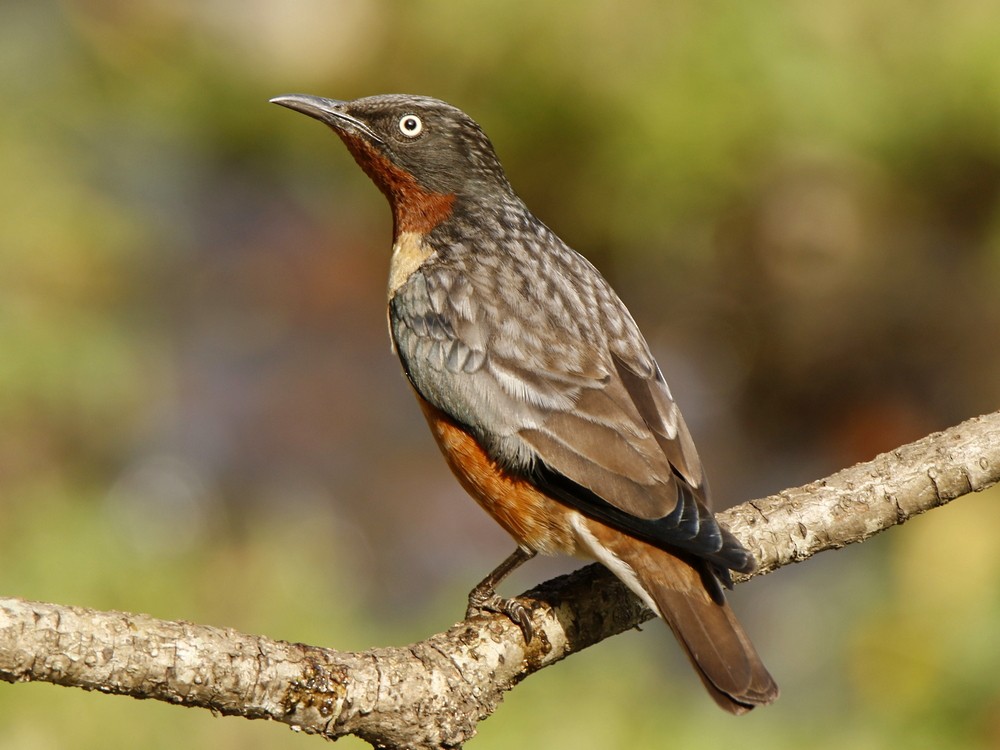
[466,546,537,641]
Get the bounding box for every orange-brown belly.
[416,395,578,556]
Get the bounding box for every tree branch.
[2,411,999,749]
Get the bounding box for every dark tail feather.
[652,562,778,713]
[596,530,779,713]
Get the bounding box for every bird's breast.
[416,395,580,556]
[388,231,434,298]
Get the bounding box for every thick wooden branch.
[2,411,999,749]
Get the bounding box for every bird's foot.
[466,585,534,643]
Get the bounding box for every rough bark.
[2,410,999,749]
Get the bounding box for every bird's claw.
[466,588,534,643]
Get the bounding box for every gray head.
[271,93,514,204]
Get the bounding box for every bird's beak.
[269,94,384,144]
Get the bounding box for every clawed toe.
[466,589,534,642]
[464,547,537,642]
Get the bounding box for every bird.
[270,92,778,713]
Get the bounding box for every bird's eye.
[398,114,423,138]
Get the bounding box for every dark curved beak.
[269,94,383,144]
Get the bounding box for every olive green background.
[3,2,1000,747]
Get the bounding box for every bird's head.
[271,93,514,234]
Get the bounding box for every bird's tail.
[585,524,779,713]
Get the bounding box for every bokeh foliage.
[2,1,1000,747]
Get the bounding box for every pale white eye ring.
[398,114,423,138]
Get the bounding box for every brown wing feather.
[501,326,755,572]
[609,352,706,496]
[509,356,692,519]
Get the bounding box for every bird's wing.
[390,255,752,574]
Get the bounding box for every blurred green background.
[3,1,1000,748]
